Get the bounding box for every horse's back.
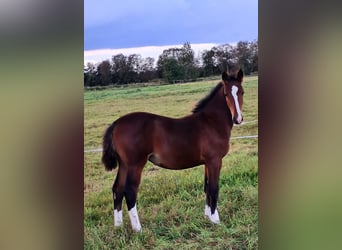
[112,111,198,150]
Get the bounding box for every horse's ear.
[222,72,228,81]
[237,69,244,82]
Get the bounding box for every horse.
[102,69,244,232]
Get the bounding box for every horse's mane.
[192,83,222,113]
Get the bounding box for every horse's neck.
[202,90,233,129]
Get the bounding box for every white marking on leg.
[208,209,220,224]
[128,204,142,232]
[205,204,220,224]
[205,204,211,217]
[114,209,123,227]
[231,85,242,123]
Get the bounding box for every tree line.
[84,39,258,87]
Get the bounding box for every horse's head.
[222,69,244,125]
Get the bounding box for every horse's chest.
[202,135,229,158]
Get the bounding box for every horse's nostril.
[233,116,243,124]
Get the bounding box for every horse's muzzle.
[233,115,243,125]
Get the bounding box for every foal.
[102,69,244,231]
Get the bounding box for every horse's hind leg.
[112,166,128,227]
[124,165,144,232]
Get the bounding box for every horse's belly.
[148,150,202,170]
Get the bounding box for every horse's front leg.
[204,165,211,217]
[204,158,222,224]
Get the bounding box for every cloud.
[84,43,220,65]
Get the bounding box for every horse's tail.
[101,122,118,171]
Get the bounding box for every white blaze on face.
[231,85,242,123]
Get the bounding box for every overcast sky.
[84,0,258,64]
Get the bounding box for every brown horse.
[102,69,244,232]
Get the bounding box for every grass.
[84,76,258,249]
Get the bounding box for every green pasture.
[84,76,258,249]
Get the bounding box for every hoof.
[204,205,220,224]
[132,225,142,232]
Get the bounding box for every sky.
[84,0,258,65]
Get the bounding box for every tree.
[112,54,128,84]
[201,49,217,77]
[163,58,184,83]
[97,60,112,86]
[139,57,156,82]
[84,62,99,87]
[215,44,235,72]
[126,54,141,83]
[157,47,183,79]
[179,42,198,80]
[250,39,258,73]
[200,41,258,77]
[234,41,252,75]
[157,43,198,82]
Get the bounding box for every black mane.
[192,83,222,113]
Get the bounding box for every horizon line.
[84,42,240,65]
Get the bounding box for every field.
[84,76,258,249]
